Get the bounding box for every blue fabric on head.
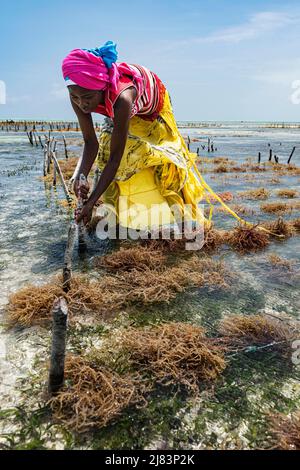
[83,41,118,68]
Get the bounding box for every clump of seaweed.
[218,314,296,355]
[49,355,144,432]
[119,322,227,393]
[290,218,300,232]
[94,246,166,272]
[269,412,300,450]
[56,157,79,180]
[216,204,255,216]
[202,227,224,252]
[272,164,300,176]
[214,164,228,173]
[260,202,291,214]
[238,188,270,200]
[262,217,294,238]
[6,275,113,327]
[211,157,233,165]
[230,165,248,172]
[227,224,270,252]
[208,191,233,204]
[6,257,229,327]
[49,322,228,430]
[276,189,298,198]
[267,254,294,270]
[43,157,79,183]
[261,201,300,214]
[6,282,62,327]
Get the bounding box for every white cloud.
[163,10,300,49]
[204,11,297,44]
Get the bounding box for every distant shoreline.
[1,119,300,130]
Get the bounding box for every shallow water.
[0,125,299,449]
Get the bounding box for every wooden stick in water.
[63,135,68,159]
[63,223,76,292]
[43,143,48,177]
[48,297,68,395]
[287,146,296,164]
[33,130,38,147]
[51,151,73,204]
[77,173,87,254]
[53,163,57,186]
[38,135,44,148]
[27,131,33,145]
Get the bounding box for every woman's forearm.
[88,156,121,206]
[77,140,99,178]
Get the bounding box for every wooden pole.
[63,223,76,292]
[38,135,44,148]
[27,131,33,145]
[48,297,68,395]
[51,151,73,204]
[287,146,296,164]
[33,130,38,147]
[43,143,48,177]
[269,149,272,161]
[63,135,68,159]
[77,173,88,254]
[47,146,52,174]
[53,163,57,186]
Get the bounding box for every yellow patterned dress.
[96,90,210,231]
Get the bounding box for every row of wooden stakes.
[257,146,296,164]
[0,120,101,132]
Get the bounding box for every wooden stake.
[77,173,87,254]
[48,297,68,395]
[32,130,38,147]
[63,223,76,292]
[53,163,57,186]
[27,131,33,145]
[38,135,44,148]
[51,151,73,204]
[269,149,272,161]
[287,146,296,164]
[63,135,68,159]
[43,144,48,177]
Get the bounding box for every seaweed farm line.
[0,122,300,450]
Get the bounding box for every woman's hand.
[74,178,90,200]
[75,200,94,225]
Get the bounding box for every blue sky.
[1,0,300,121]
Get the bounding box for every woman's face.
[68,85,104,113]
